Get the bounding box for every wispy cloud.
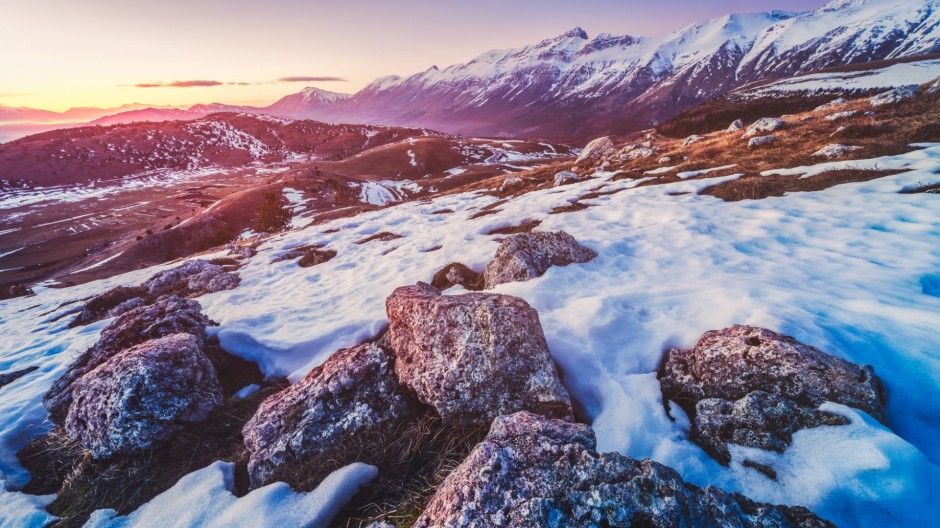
[277,76,347,83]
[132,80,224,88]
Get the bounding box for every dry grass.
[355,232,404,245]
[699,170,907,201]
[430,263,484,291]
[484,219,542,235]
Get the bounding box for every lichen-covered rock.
[482,230,596,289]
[142,260,240,298]
[553,171,583,187]
[575,136,615,164]
[684,134,705,146]
[727,119,744,132]
[414,412,833,528]
[69,285,149,327]
[748,135,776,148]
[869,85,918,106]
[813,143,862,159]
[242,342,418,487]
[744,117,785,137]
[45,296,212,424]
[660,325,886,467]
[385,283,572,426]
[65,334,223,458]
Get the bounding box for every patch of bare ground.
[355,232,404,245]
[699,170,907,201]
[900,182,940,194]
[484,219,542,235]
[550,202,593,215]
[430,263,484,291]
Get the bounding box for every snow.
[70,251,124,274]
[1,145,939,525]
[748,58,940,96]
[354,180,422,206]
[0,247,24,259]
[84,461,377,528]
[676,164,738,179]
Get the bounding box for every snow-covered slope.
[271,0,940,136]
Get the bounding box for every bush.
[256,191,292,233]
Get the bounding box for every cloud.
[277,76,347,83]
[132,80,224,88]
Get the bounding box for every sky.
[1,0,829,112]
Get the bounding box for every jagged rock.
[824,110,859,121]
[69,285,149,327]
[814,98,848,111]
[576,137,615,164]
[414,412,833,528]
[385,283,572,426]
[431,262,484,291]
[744,117,785,137]
[748,135,776,148]
[482,230,596,289]
[869,85,918,106]
[65,334,223,458]
[142,260,240,298]
[45,296,212,424]
[553,171,583,187]
[727,119,744,132]
[242,342,418,487]
[813,143,862,159]
[660,325,886,467]
[684,134,705,146]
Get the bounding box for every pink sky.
[1,0,828,111]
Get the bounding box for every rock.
[242,342,418,487]
[553,171,583,187]
[748,135,775,148]
[927,78,940,95]
[482,230,596,289]
[431,262,484,291]
[824,110,859,121]
[869,85,918,106]
[744,117,785,137]
[498,176,524,193]
[385,283,572,426]
[69,285,149,327]
[45,296,212,424]
[226,243,257,259]
[727,119,744,132]
[414,412,833,528]
[684,134,705,146]
[576,137,615,164]
[813,144,863,159]
[658,156,673,164]
[660,325,886,466]
[143,260,240,298]
[621,147,655,160]
[65,334,223,458]
[814,98,848,112]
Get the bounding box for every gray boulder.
[414,412,833,528]
[823,110,859,121]
[242,342,418,487]
[744,118,785,137]
[482,230,596,289]
[553,171,583,187]
[727,119,744,132]
[869,85,918,106]
[813,144,862,159]
[748,135,776,148]
[660,325,886,468]
[575,136,615,164]
[385,283,572,426]
[143,260,240,298]
[65,334,223,458]
[814,98,848,112]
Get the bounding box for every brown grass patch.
[355,232,404,245]
[699,169,907,201]
[549,202,592,215]
[430,263,484,291]
[484,219,542,236]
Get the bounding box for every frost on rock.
[142,260,240,298]
[748,135,776,148]
[727,119,744,132]
[684,134,705,146]
[869,85,918,106]
[483,230,596,289]
[575,136,615,164]
[45,296,212,424]
[242,342,418,487]
[414,412,834,528]
[744,118,785,137]
[823,110,859,121]
[553,171,583,187]
[659,325,886,467]
[385,283,572,426]
[65,334,223,458]
[812,144,862,159]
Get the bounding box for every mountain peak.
[560,27,589,40]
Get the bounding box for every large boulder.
[45,296,212,424]
[727,119,744,132]
[748,135,776,148]
[482,230,596,289]
[869,85,918,106]
[242,342,418,487]
[142,260,240,298]
[660,325,886,467]
[65,334,223,458]
[575,136,615,164]
[744,117,785,137]
[414,412,833,528]
[385,283,572,426]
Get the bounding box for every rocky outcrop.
[45,296,212,424]
[242,342,419,487]
[744,117,785,137]
[813,144,862,159]
[143,260,240,298]
[385,283,572,426]
[65,334,223,458]
[69,286,149,327]
[414,412,833,528]
[727,119,744,132]
[431,262,484,291]
[660,325,886,467]
[748,135,775,148]
[869,85,918,106]
[575,136,615,164]
[482,230,596,289]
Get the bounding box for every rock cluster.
[483,230,596,289]
[660,325,886,467]
[414,412,834,528]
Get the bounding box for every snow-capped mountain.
[270,0,940,136]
